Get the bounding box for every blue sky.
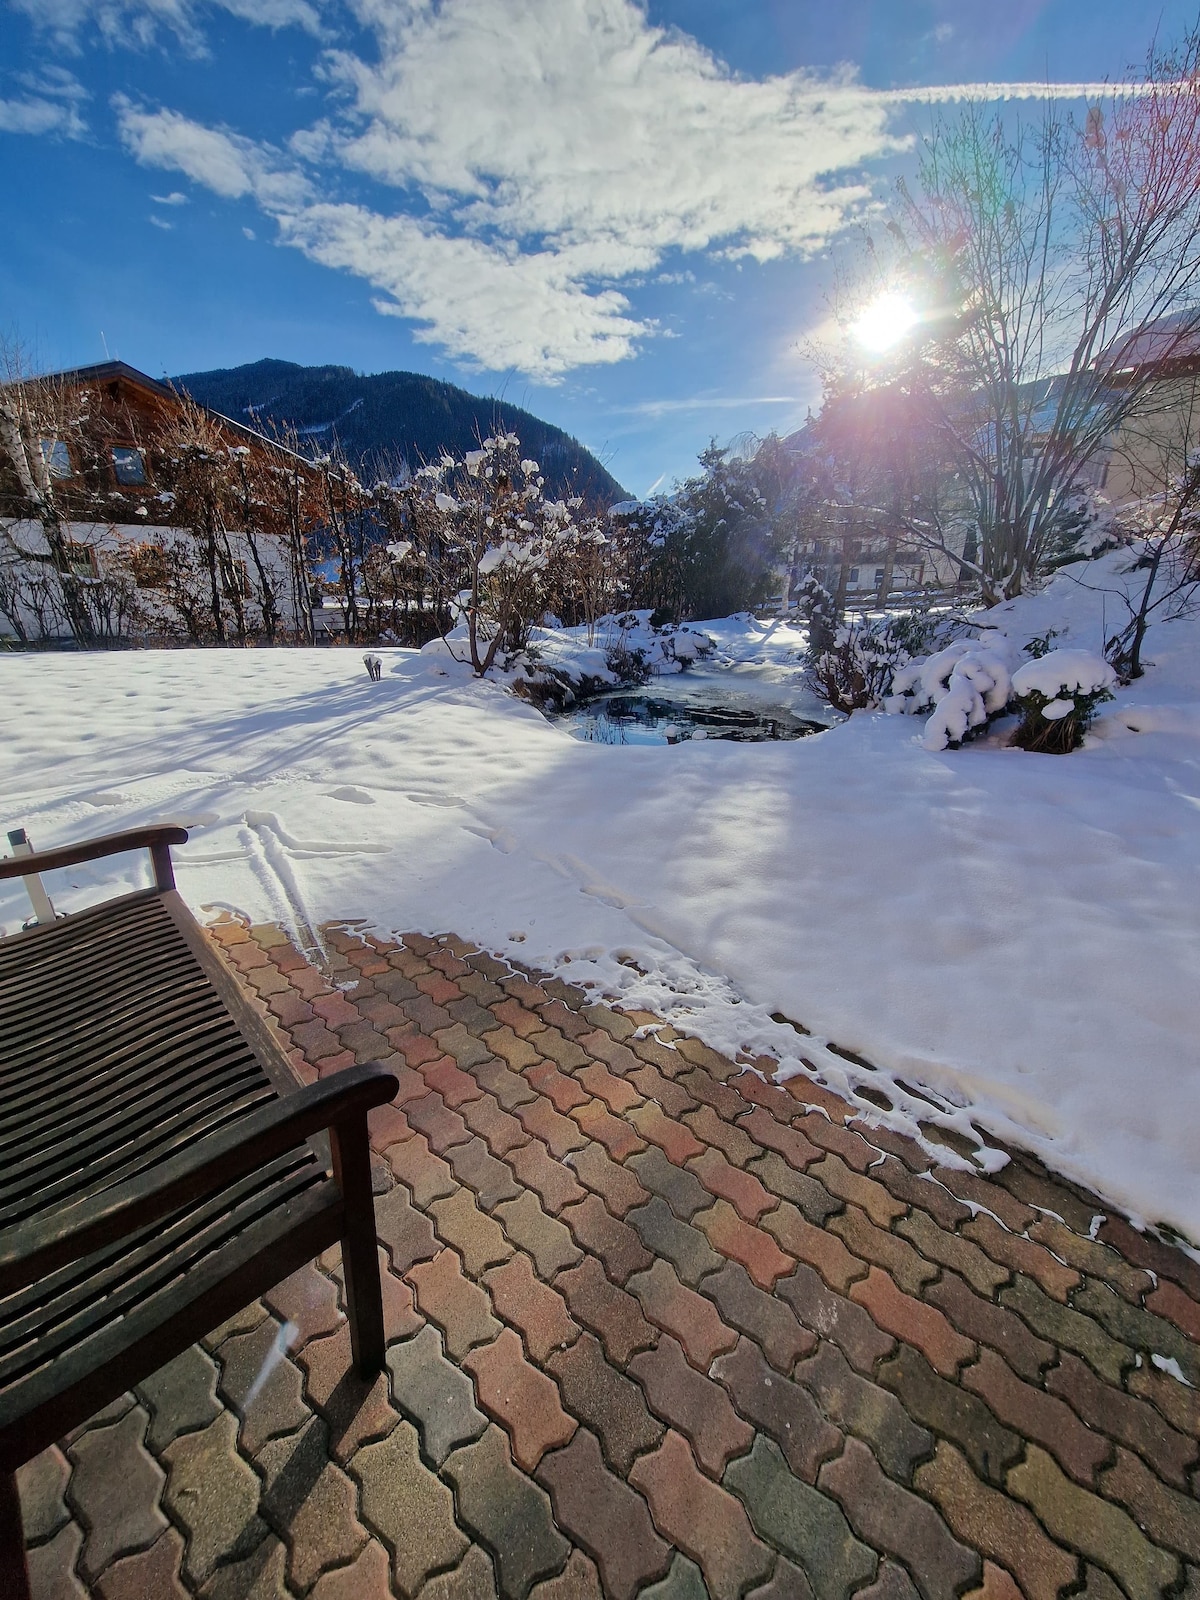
[1,0,1195,495]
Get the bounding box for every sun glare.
[852,292,920,352]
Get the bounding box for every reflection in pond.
[560,687,830,745]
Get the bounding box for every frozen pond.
[559,663,834,745]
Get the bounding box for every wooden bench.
[0,825,398,1598]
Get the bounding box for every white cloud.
[9,0,323,50]
[104,0,1142,377]
[148,213,174,227]
[151,189,189,203]
[0,66,88,137]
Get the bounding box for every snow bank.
[2,593,1199,1241]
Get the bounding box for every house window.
[39,439,72,479]
[111,446,147,486]
[874,568,886,586]
[848,567,860,584]
[62,543,97,578]
[129,543,169,589]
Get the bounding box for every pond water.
[559,665,833,745]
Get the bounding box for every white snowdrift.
[2,591,1199,1241]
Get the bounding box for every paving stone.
[577,1060,642,1113]
[529,1060,592,1112]
[423,1054,486,1107]
[26,1519,88,1600]
[1045,1352,1198,1489]
[408,1247,501,1357]
[1073,1279,1200,1387]
[627,1102,705,1165]
[418,1545,500,1600]
[794,1341,931,1484]
[390,1027,445,1069]
[196,1540,283,1600]
[876,1345,1022,1488]
[535,1027,592,1073]
[628,1258,739,1369]
[571,1097,646,1161]
[737,1106,822,1173]
[464,1092,531,1156]
[940,1168,1036,1234]
[430,1128,520,1209]
[627,1197,722,1286]
[678,1069,746,1123]
[808,1155,906,1228]
[386,1132,459,1207]
[95,1527,189,1600]
[924,1272,1054,1382]
[17,1445,71,1544]
[68,1405,168,1582]
[582,1005,638,1042]
[407,1091,472,1152]
[962,1348,1112,1485]
[775,1264,896,1375]
[629,1061,697,1118]
[912,1441,1079,1600]
[711,1337,842,1483]
[762,1203,866,1296]
[263,1262,346,1351]
[431,1187,514,1274]
[829,1207,939,1296]
[703,1261,816,1370]
[639,1553,709,1600]
[1027,1216,1152,1303]
[872,1159,972,1231]
[352,1421,469,1598]
[559,1255,658,1364]
[472,1055,539,1109]
[498,1190,584,1278]
[819,1436,980,1600]
[999,1277,1130,1385]
[485,1252,581,1362]
[628,1146,710,1220]
[375,1185,442,1273]
[516,1097,589,1158]
[1007,1445,1180,1600]
[547,1333,664,1473]
[488,1026,546,1071]
[745,1555,818,1600]
[445,1425,570,1600]
[568,1142,650,1217]
[1145,1277,1200,1342]
[216,1315,309,1455]
[748,1151,841,1226]
[1100,1445,1200,1562]
[725,1434,875,1600]
[466,1328,578,1471]
[959,1561,1023,1600]
[256,1418,369,1592]
[405,994,455,1035]
[629,1335,753,1477]
[850,1267,976,1376]
[296,1320,397,1461]
[845,1561,925,1600]
[507,1138,587,1212]
[629,1428,772,1600]
[962,1215,1080,1303]
[527,1549,604,1600]
[163,1412,267,1586]
[310,1539,394,1600]
[323,1244,421,1343]
[537,1429,671,1600]
[1127,1354,1200,1437]
[560,1193,652,1284]
[1068,1568,1126,1600]
[387,1323,488,1465]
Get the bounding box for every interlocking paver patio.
[20,914,1200,1598]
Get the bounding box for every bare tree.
[848,28,1200,602]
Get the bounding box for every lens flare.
[852,292,920,352]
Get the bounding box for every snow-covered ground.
[3,576,1199,1243]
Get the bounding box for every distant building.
[0,361,321,644]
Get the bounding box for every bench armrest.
[0,824,190,891]
[0,1062,399,1296]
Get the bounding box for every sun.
[851,292,920,353]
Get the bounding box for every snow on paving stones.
[2,593,1199,1242]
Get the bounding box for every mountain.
[173,358,627,504]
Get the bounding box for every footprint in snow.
[328,786,376,805]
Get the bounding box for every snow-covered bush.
[886,637,1018,751]
[1011,648,1116,753]
[806,607,958,715]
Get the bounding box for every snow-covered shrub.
[1011,648,1116,753]
[806,608,956,715]
[886,636,1018,752]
